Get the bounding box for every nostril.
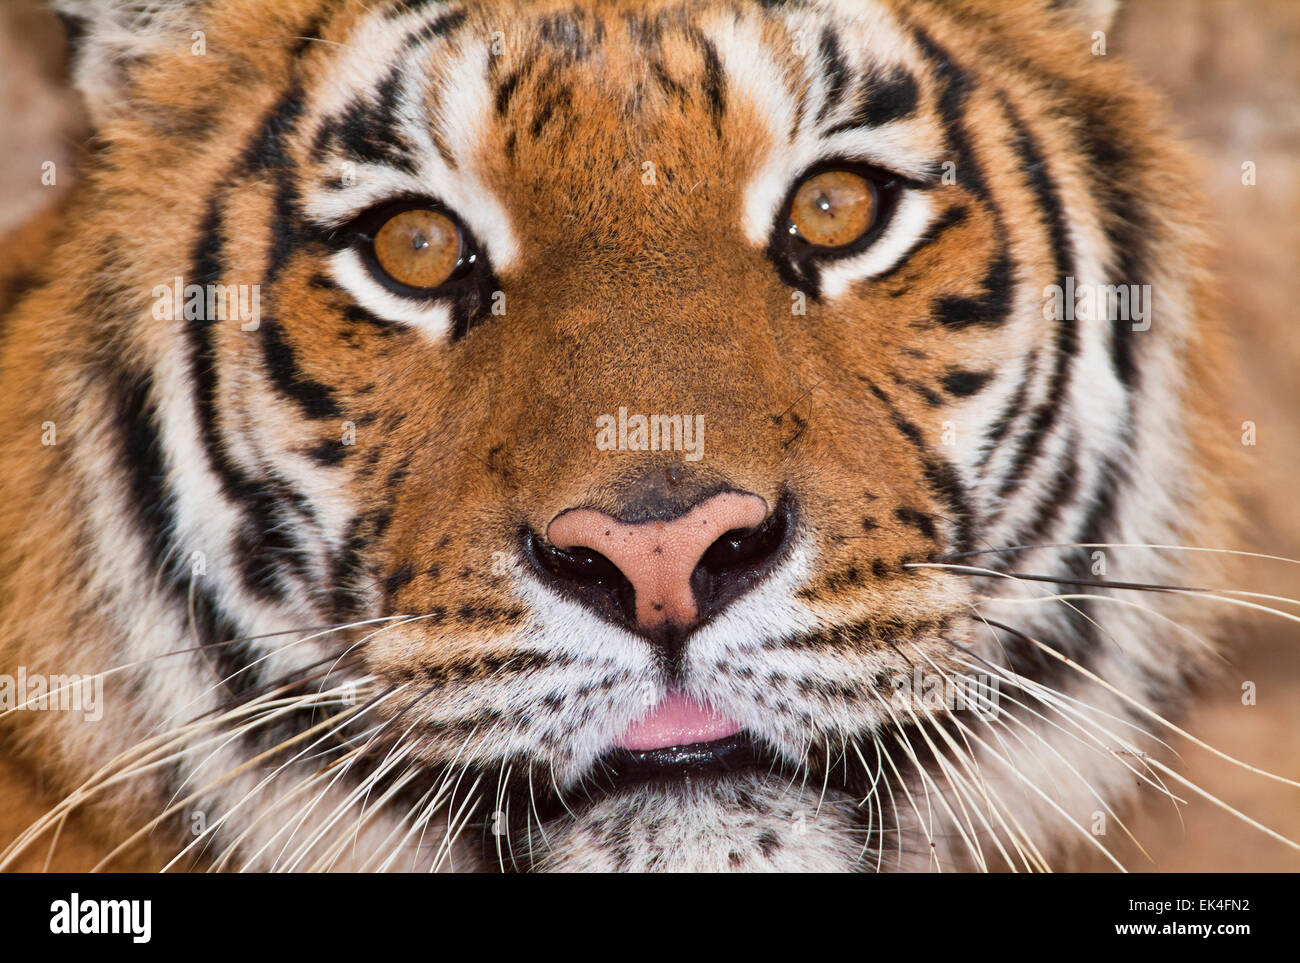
[534,538,621,586]
[524,530,637,625]
[693,497,793,616]
[699,515,787,571]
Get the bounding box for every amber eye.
[788,170,878,248]
[371,208,463,289]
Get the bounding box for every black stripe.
[1073,445,1128,568]
[975,348,1037,471]
[894,506,937,540]
[651,61,689,105]
[0,270,43,347]
[1010,430,1081,553]
[306,438,349,465]
[1079,126,1148,389]
[188,102,321,604]
[111,366,180,578]
[986,435,1122,681]
[385,566,415,600]
[386,0,446,19]
[495,68,523,115]
[1057,422,1135,630]
[189,583,262,702]
[789,81,807,143]
[245,86,346,421]
[239,87,306,174]
[329,517,371,618]
[1003,96,1075,280]
[863,379,975,554]
[814,28,852,124]
[187,197,256,514]
[529,82,571,139]
[260,318,341,419]
[902,28,1020,344]
[894,373,942,407]
[622,9,666,48]
[106,363,263,700]
[536,11,593,62]
[403,6,468,50]
[933,248,1012,329]
[907,28,989,199]
[697,36,726,135]
[1007,428,1135,682]
[992,95,1078,500]
[824,67,919,136]
[318,74,420,174]
[344,303,400,335]
[941,368,992,397]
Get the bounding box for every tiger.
[0,0,1287,873]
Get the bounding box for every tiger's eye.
[372,209,462,288]
[788,170,877,248]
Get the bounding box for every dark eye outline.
[337,196,499,338]
[767,160,905,296]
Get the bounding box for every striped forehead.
[301,0,941,258]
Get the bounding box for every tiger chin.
[0,0,1241,873]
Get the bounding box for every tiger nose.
[539,492,785,629]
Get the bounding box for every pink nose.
[546,492,769,628]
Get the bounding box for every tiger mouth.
[546,728,873,818]
[497,731,799,834]
[478,728,882,871]
[598,732,772,789]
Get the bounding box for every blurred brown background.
[1091,0,1300,872]
[0,0,1296,870]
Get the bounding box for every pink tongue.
[616,693,741,751]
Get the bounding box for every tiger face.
[0,0,1229,872]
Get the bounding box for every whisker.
[896,708,993,870]
[914,646,1156,865]
[912,562,1300,618]
[1,687,363,870]
[945,647,1185,809]
[931,542,1300,568]
[93,697,370,872]
[0,616,400,722]
[974,591,1227,662]
[165,687,404,871]
[869,694,968,872]
[267,682,439,871]
[958,620,1300,856]
[897,687,1039,872]
[164,613,437,734]
[977,617,1300,792]
[954,605,1181,756]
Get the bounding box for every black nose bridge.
[605,464,735,524]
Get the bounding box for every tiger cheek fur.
[0,0,1232,872]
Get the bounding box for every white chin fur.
[525,773,867,872]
